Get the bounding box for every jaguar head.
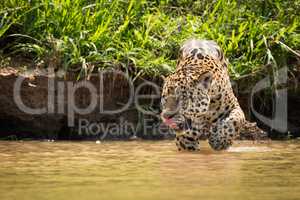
[161,71,212,130]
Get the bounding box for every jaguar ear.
[198,71,213,89]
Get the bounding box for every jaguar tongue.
[164,118,178,129]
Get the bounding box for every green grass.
[0,0,299,78]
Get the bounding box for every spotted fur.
[161,39,245,151]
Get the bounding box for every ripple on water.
[228,146,272,153]
[0,140,299,200]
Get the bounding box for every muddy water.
[0,141,299,200]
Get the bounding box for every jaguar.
[161,39,246,151]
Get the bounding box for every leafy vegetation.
[0,0,299,77]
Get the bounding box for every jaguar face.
[161,71,213,130]
[161,85,186,130]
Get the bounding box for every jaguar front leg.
[175,131,200,151]
[208,108,245,151]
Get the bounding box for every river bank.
[0,63,298,141]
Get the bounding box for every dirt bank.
[0,67,164,140]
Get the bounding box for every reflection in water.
[0,141,299,200]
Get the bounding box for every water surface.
[0,140,299,200]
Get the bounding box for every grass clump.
[0,0,299,77]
